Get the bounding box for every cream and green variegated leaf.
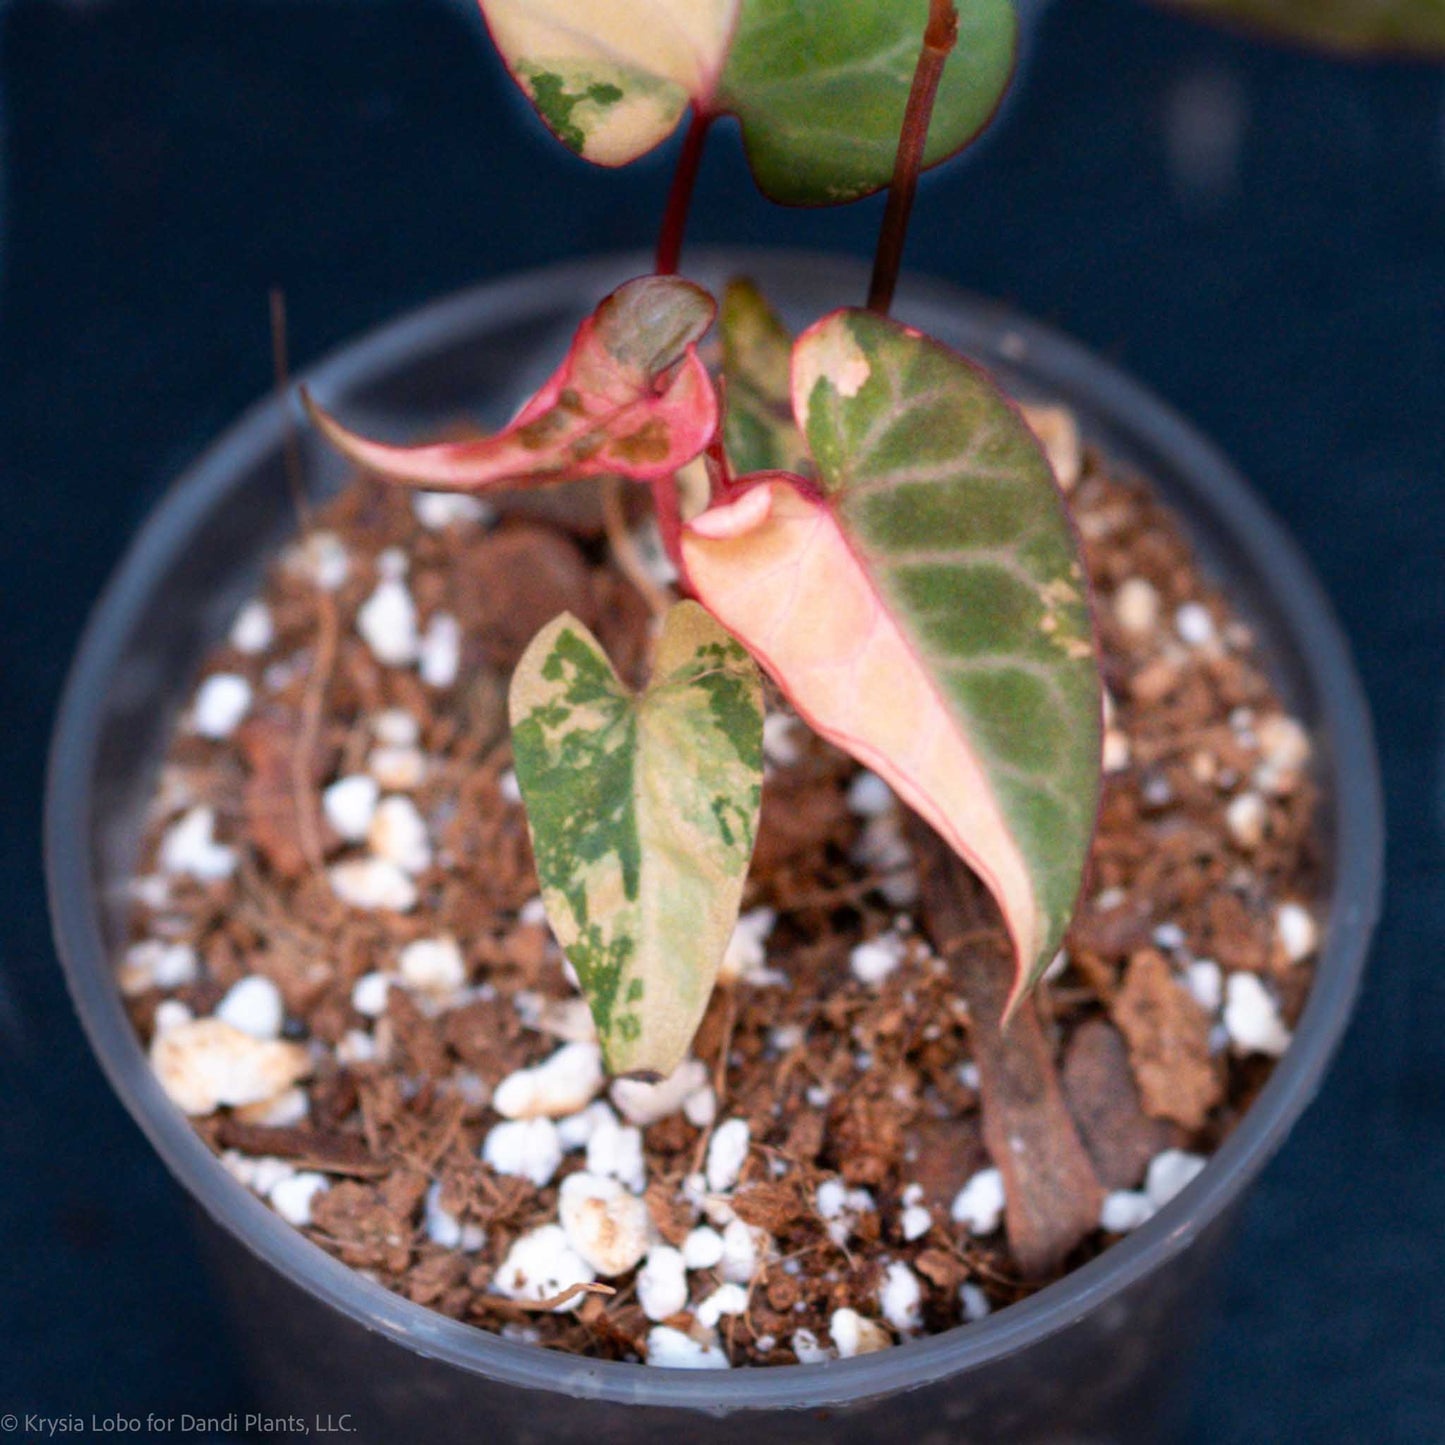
[719,278,810,478]
[716,0,1017,205]
[509,603,763,1077]
[476,0,1015,206]
[304,277,717,493]
[683,309,1102,1012]
[476,0,739,164]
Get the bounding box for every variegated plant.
[307,0,1106,1076]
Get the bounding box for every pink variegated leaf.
[683,309,1102,1014]
[304,276,718,492]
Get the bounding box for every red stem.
[867,0,959,315]
[650,472,688,589]
[655,109,712,276]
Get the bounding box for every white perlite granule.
[424,1181,485,1252]
[159,806,236,882]
[1275,902,1318,963]
[322,775,379,842]
[419,612,462,688]
[959,1282,992,1323]
[368,795,432,875]
[269,1171,328,1227]
[830,1308,892,1358]
[636,1246,688,1322]
[494,1225,593,1311]
[328,857,417,912]
[412,491,493,531]
[350,971,392,1019]
[849,930,907,987]
[611,1058,709,1127]
[118,941,198,997]
[1099,1189,1155,1233]
[1145,1149,1207,1208]
[705,1118,750,1192]
[493,1043,604,1121]
[950,1167,1006,1235]
[879,1261,923,1333]
[791,1329,831,1364]
[150,1019,310,1117]
[645,1326,730,1370]
[481,1117,563,1188]
[357,578,419,666]
[192,673,252,739]
[1223,974,1292,1056]
[229,600,274,654]
[398,936,467,998]
[215,975,284,1040]
[558,1173,651,1277]
[681,1226,725,1271]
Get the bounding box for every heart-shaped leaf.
[477,0,740,165]
[683,309,1102,1009]
[716,0,1017,205]
[478,1,1015,206]
[305,276,718,492]
[509,601,764,1077]
[1154,0,1445,55]
[719,278,811,478]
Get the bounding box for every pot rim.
[46,248,1383,1412]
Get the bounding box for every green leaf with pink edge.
[1154,0,1445,56]
[716,0,1017,206]
[683,309,1103,1011]
[304,276,718,492]
[509,602,763,1078]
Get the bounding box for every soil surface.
[122,429,1321,1367]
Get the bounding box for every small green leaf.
[1155,0,1445,55]
[684,310,1102,1012]
[719,279,810,477]
[716,0,1017,206]
[509,602,764,1076]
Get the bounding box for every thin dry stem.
[601,475,672,622]
[291,587,339,873]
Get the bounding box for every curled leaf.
[509,602,764,1077]
[477,0,740,164]
[305,276,719,492]
[683,309,1102,1010]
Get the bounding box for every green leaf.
[719,278,811,477]
[477,0,740,165]
[1155,0,1445,55]
[684,309,1102,1009]
[716,0,1017,206]
[509,602,764,1076]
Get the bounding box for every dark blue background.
[1,0,1441,1438]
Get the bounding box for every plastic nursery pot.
[47,251,1382,1445]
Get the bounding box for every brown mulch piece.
[125,441,1324,1365]
[1113,949,1223,1130]
[213,1119,391,1178]
[913,825,1103,1279]
[1061,1018,1178,1190]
